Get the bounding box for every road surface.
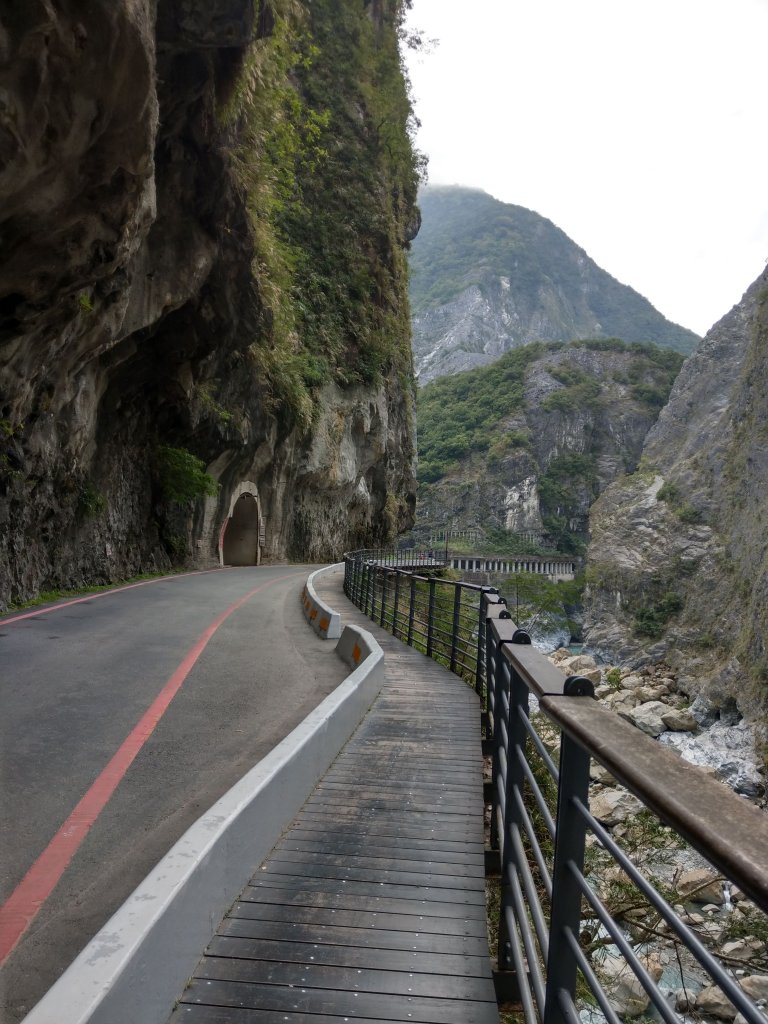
[0,565,348,1022]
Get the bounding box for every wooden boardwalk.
[170,567,498,1024]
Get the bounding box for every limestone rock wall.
[584,267,768,714]
[0,0,417,609]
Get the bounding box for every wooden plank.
[220,917,492,956]
[289,814,482,842]
[170,570,499,1024]
[255,861,486,890]
[314,778,481,797]
[196,955,497,1000]
[181,978,500,1023]
[174,1005,397,1024]
[228,901,488,936]
[248,874,486,905]
[237,888,488,921]
[266,849,485,878]
[299,799,483,821]
[206,935,490,974]
[278,837,484,865]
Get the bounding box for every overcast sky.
[403,0,768,337]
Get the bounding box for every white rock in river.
[601,953,663,1017]
[590,787,643,825]
[660,719,764,797]
[741,976,768,1002]
[696,984,737,1020]
[661,708,698,731]
[676,867,724,905]
[619,700,669,736]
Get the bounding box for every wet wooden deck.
[170,567,498,1024]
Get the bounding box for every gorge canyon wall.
[0,0,419,609]
[584,267,768,716]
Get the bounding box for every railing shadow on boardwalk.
[344,549,768,1024]
[171,564,500,1024]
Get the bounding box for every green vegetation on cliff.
[417,343,546,482]
[224,0,422,429]
[416,338,684,554]
[417,339,683,481]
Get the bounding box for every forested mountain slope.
[414,339,683,554]
[410,187,699,383]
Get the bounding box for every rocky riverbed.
[551,651,766,801]
[547,649,768,1021]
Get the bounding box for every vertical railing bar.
[370,565,378,622]
[542,732,591,1024]
[449,585,461,673]
[498,662,529,978]
[426,576,436,659]
[407,573,416,648]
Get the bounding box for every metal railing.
[344,550,768,1024]
[344,548,495,695]
[485,592,768,1024]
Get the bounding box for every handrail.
[344,550,768,1024]
[485,592,768,1024]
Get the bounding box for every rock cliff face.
[414,340,683,553]
[410,187,699,384]
[0,0,418,609]
[584,267,768,715]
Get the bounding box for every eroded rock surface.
[584,266,768,717]
[0,1,418,607]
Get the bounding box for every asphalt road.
[0,565,349,1022]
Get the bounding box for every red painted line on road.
[0,571,302,965]
[0,569,226,627]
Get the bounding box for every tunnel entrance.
[221,492,260,566]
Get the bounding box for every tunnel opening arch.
[219,481,263,566]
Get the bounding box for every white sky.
[403,0,768,336]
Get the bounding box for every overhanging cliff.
[0,0,420,609]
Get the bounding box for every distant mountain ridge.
[409,187,700,383]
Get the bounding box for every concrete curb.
[22,623,383,1024]
[301,563,343,639]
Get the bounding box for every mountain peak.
[409,186,699,384]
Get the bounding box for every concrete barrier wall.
[23,622,383,1024]
[301,563,342,639]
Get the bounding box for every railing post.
[370,566,378,622]
[476,594,486,700]
[497,641,531,973]
[449,585,462,673]
[393,571,401,639]
[407,574,416,647]
[426,576,436,658]
[488,626,503,851]
[542,732,591,1024]
[476,587,498,704]
[363,561,372,617]
[379,570,388,628]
